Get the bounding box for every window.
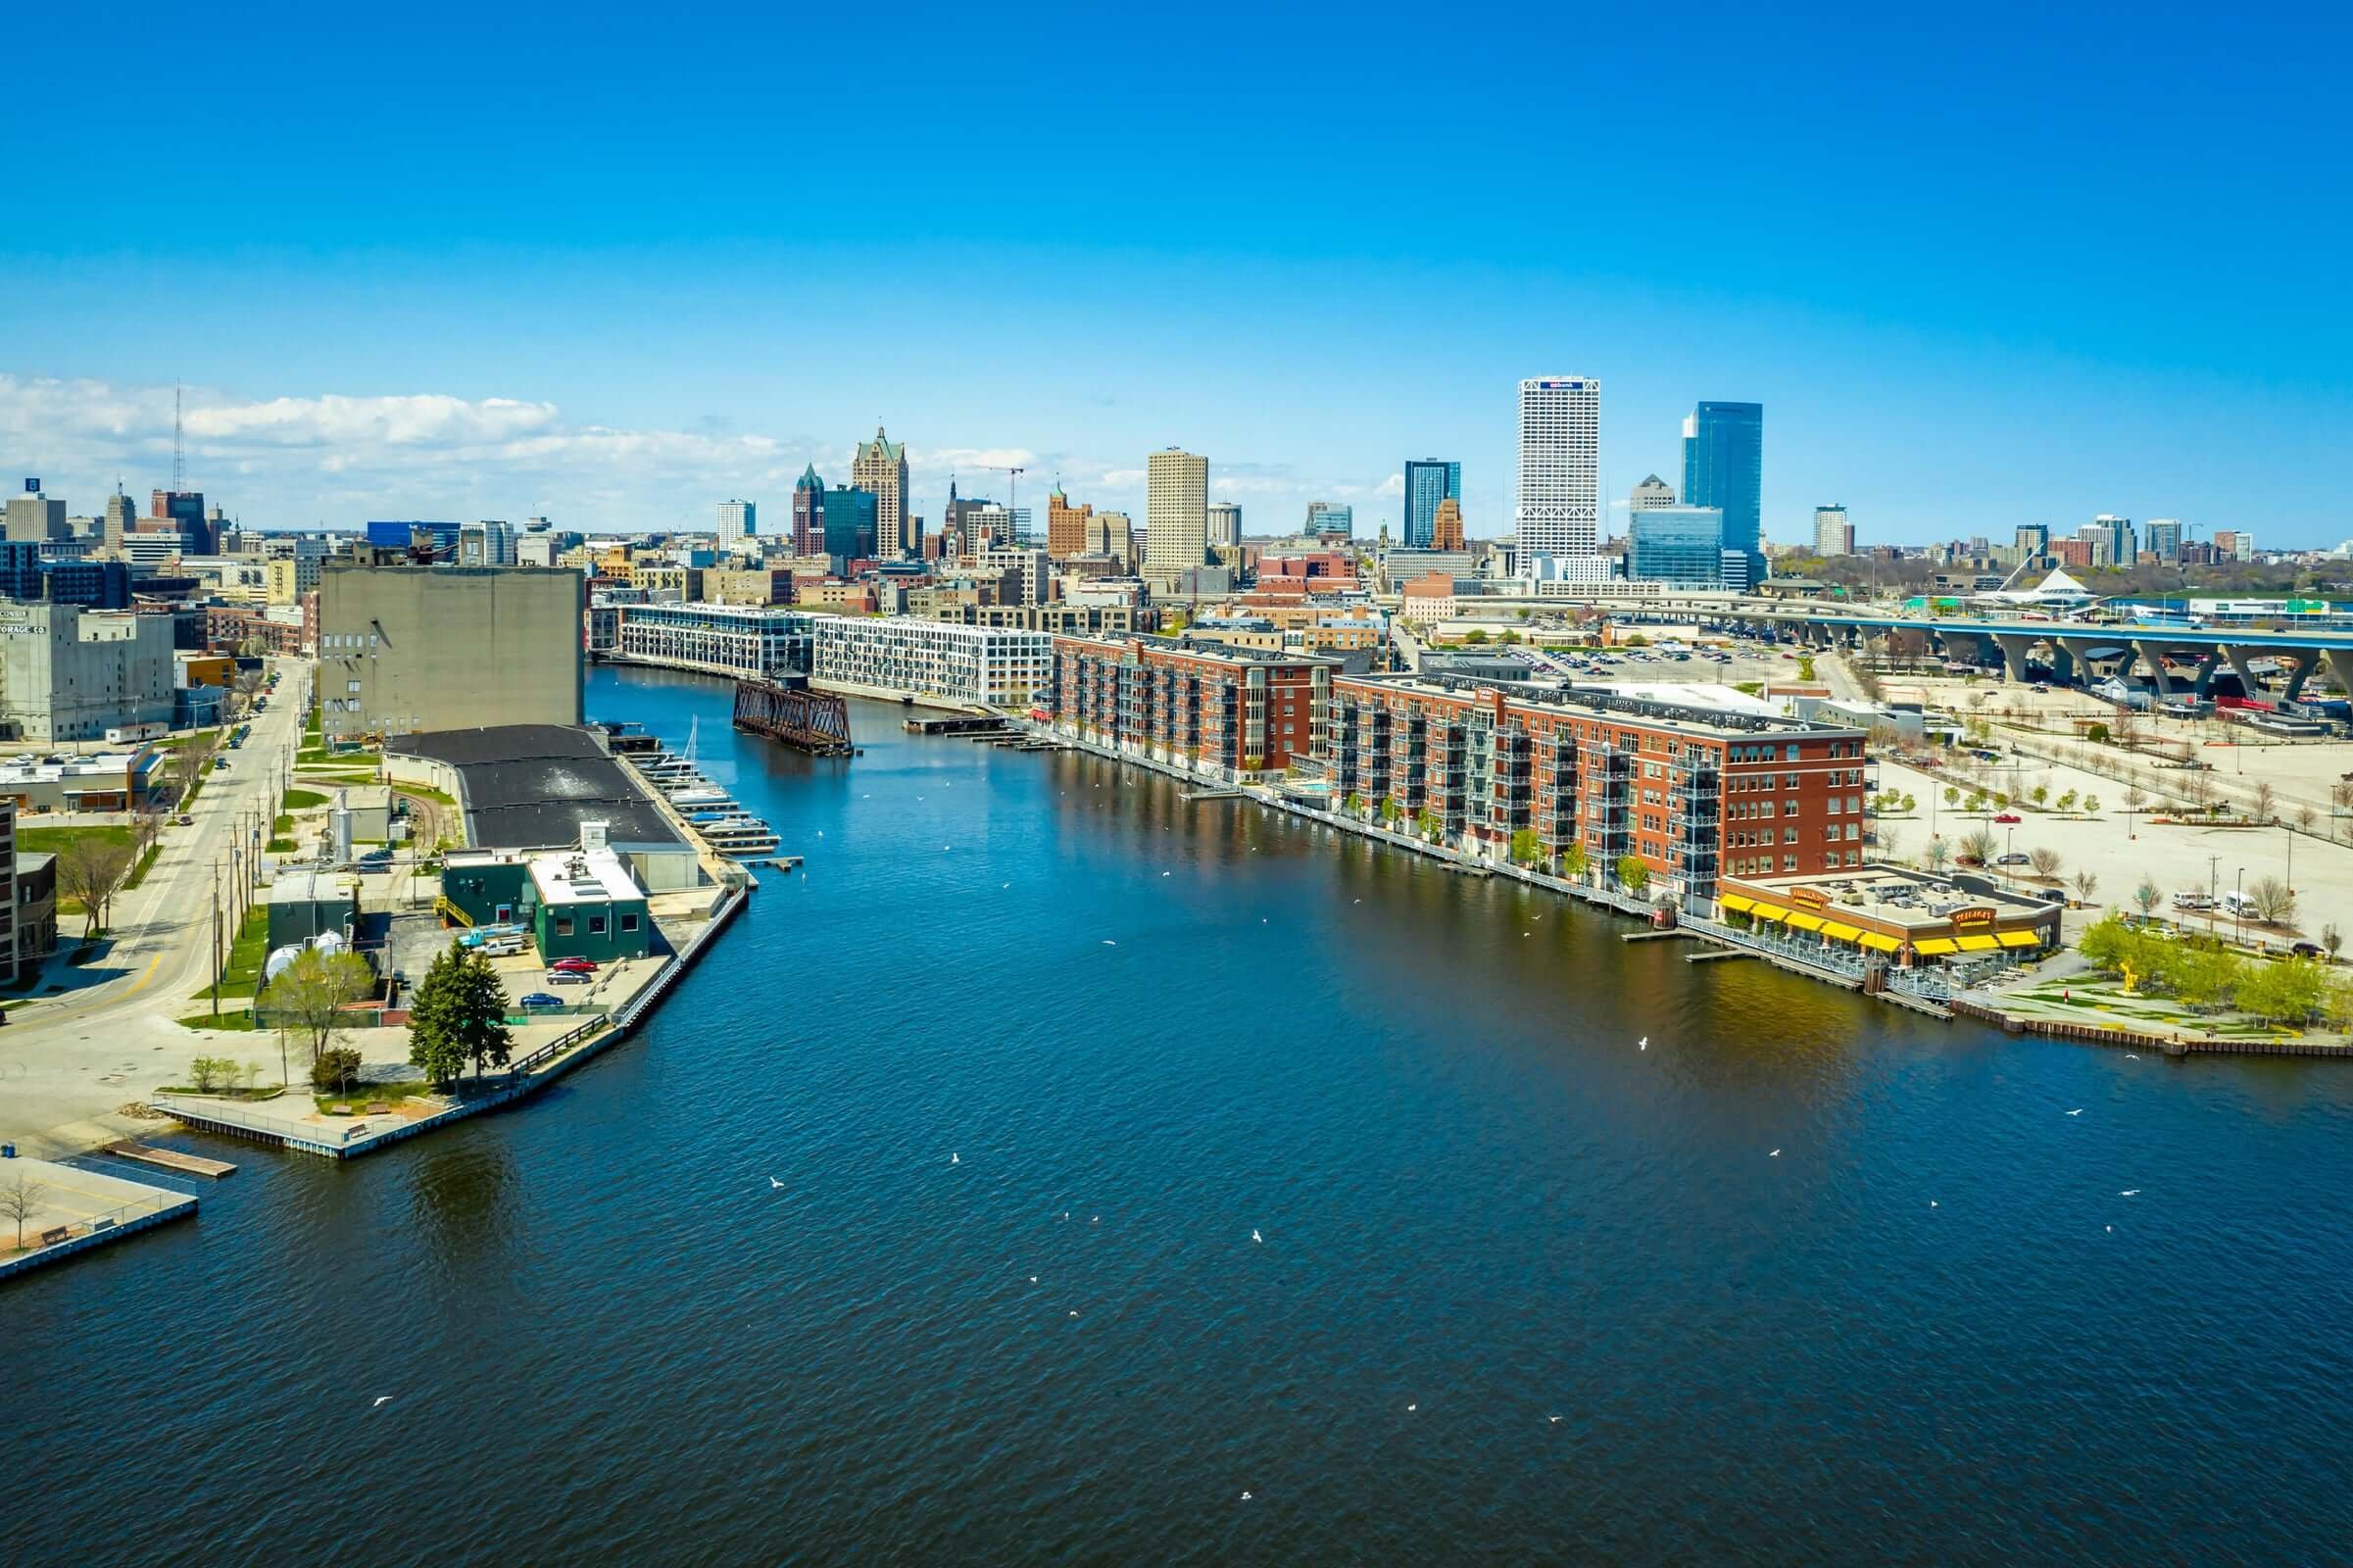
[589,913,608,935]
[347,680,362,694]
[555,915,574,936]
[1783,854,1797,870]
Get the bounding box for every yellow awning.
[1750,904,1790,923]
[1857,931,1901,953]
[1913,937,1959,956]
[1820,921,1864,943]
[1719,894,1755,913]
[1996,930,2042,950]
[1956,934,2001,953]
[1787,911,1825,931]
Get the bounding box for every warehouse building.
[319,563,584,739]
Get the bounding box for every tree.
[56,837,134,937]
[1924,837,1952,874]
[1900,793,1916,813]
[1958,827,1996,865]
[2170,943,2245,1010]
[2248,876,2296,927]
[2082,795,2099,814]
[1379,798,1401,824]
[1508,828,1542,864]
[2073,869,2098,904]
[2029,846,2062,879]
[1943,787,1960,808]
[189,1055,226,1093]
[2237,957,2326,1024]
[2132,875,2163,919]
[0,1170,45,1251]
[311,1047,364,1095]
[1561,842,1590,880]
[2252,781,2277,823]
[2030,784,2049,808]
[2296,804,2319,836]
[2056,789,2080,813]
[1614,855,1650,895]
[170,736,215,809]
[2327,924,2344,963]
[1462,629,1490,645]
[260,947,376,1069]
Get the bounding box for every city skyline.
[4,9,2347,546]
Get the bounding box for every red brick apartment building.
[1316,675,1871,911]
[1049,634,1333,782]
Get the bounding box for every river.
[7,664,2351,1564]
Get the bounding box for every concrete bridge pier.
[2057,637,2110,690]
[2327,650,2353,705]
[2046,640,2076,685]
[1991,633,2034,683]
[2189,649,2226,699]
[2281,654,2317,705]
[2223,644,2261,701]
[2133,641,2179,701]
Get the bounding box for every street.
[0,662,314,1155]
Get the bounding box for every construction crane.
[978,464,1027,545]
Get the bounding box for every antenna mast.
[172,380,185,492]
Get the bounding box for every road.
[0,661,314,1155]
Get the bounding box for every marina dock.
[103,1142,237,1179]
[0,1155,199,1284]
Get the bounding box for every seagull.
[1638,1036,1648,1051]
[1251,1229,1263,1244]
[2066,1108,2083,1116]
[2119,1189,2141,1197]
[1003,882,1010,889]
[1162,871,1171,877]
[2125,1053,2139,1059]
[1769,1149,1781,1157]
[1068,1309,1079,1317]
[1102,939,1116,946]
[372,1396,394,1408]
[1930,1200,1938,1207]
[1240,1492,1252,1501]
[1091,1215,1100,1224]
[1030,1276,1039,1284]
[1548,1415,1563,1424]
[951,1152,960,1164]
[1406,1402,1417,1412]
[2106,1225,2113,1233]
[769,1176,784,1189]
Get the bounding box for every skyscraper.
[792,466,826,556]
[1630,474,1677,512]
[717,499,756,556]
[1431,498,1466,551]
[2090,513,2135,564]
[1144,449,1209,591]
[2143,519,2182,564]
[1305,501,1353,540]
[1681,402,1762,581]
[1515,377,1601,572]
[1812,505,1852,557]
[852,426,909,559]
[2014,523,2050,558]
[1206,502,1242,549]
[1627,507,1729,587]
[103,490,135,554]
[1402,460,1462,549]
[823,485,877,564]
[151,488,210,554]
[1047,485,1094,559]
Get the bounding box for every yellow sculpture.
[2120,961,2138,996]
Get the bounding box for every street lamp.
[2234,866,2245,948]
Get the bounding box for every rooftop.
[389,725,687,854]
[527,846,645,906]
[1338,672,1862,740]
[1728,865,2060,934]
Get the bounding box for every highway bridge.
[1666,603,2353,702]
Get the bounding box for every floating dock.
[0,1155,199,1284]
[904,714,1009,736]
[104,1141,237,1179]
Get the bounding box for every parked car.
[481,936,527,957]
[549,956,598,974]
[1995,853,2033,865]
[2173,892,2215,910]
[544,969,591,987]
[517,992,564,1009]
[2290,942,2327,959]
[174,814,194,826]
[1993,812,2023,823]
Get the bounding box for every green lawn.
[176,1010,261,1032]
[18,824,133,857]
[217,906,272,998]
[314,1083,435,1115]
[395,782,458,808]
[297,749,381,767]
[282,789,328,809]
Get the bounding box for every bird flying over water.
[1769,1150,1781,1157]
[372,1396,394,1408]
[1251,1229,1262,1244]
[2120,1189,2140,1197]
[2066,1108,2083,1116]
[951,1152,959,1164]
[1102,939,1116,946]
[1241,1492,1252,1501]
[769,1177,784,1189]
[1638,1036,1648,1051]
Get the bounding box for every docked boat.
[693,814,780,857]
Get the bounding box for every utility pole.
[210,858,222,1016]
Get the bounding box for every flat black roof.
[390,724,687,854]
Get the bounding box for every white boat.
[666,785,737,809]
[694,815,780,857]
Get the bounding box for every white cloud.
[1376,472,1405,498]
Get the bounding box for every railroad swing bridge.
[733,677,853,756]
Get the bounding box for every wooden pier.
[104,1141,237,1178]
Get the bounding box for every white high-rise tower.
[1144,448,1209,591]
[717,498,756,556]
[1515,376,1601,572]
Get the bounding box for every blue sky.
[3,3,2348,547]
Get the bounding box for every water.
[7,664,2353,1564]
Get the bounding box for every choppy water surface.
[7,665,2352,1565]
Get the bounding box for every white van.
[2219,890,2260,919]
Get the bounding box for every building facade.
[2142,519,2182,564]
[318,564,585,738]
[1515,377,1601,568]
[1430,498,1466,552]
[1317,676,1868,909]
[0,603,176,742]
[1305,501,1354,540]
[1402,460,1462,549]
[613,603,811,679]
[1630,474,1677,512]
[1143,449,1209,591]
[1813,505,1853,557]
[792,466,826,556]
[1628,507,1730,587]
[822,486,877,565]
[810,614,1052,709]
[1682,401,1764,582]
[717,499,756,557]
[1050,634,1332,782]
[1047,486,1094,560]
[852,427,909,559]
[1206,502,1243,549]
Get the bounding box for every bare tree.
[0,1170,45,1251]
[130,808,163,865]
[1925,837,1952,874]
[169,736,216,809]
[2252,781,2277,823]
[56,837,134,938]
[1959,827,1997,865]
[2073,869,2098,904]
[2132,875,2163,918]
[2296,804,2318,836]
[2249,876,2297,927]
[2030,846,2063,880]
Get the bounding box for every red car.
[549,956,599,974]
[1993,812,2022,823]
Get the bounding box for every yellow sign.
[1951,906,1997,930]
[1790,886,1831,911]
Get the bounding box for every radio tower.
[172,380,185,492]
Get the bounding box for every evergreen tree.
[407,940,514,1088]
